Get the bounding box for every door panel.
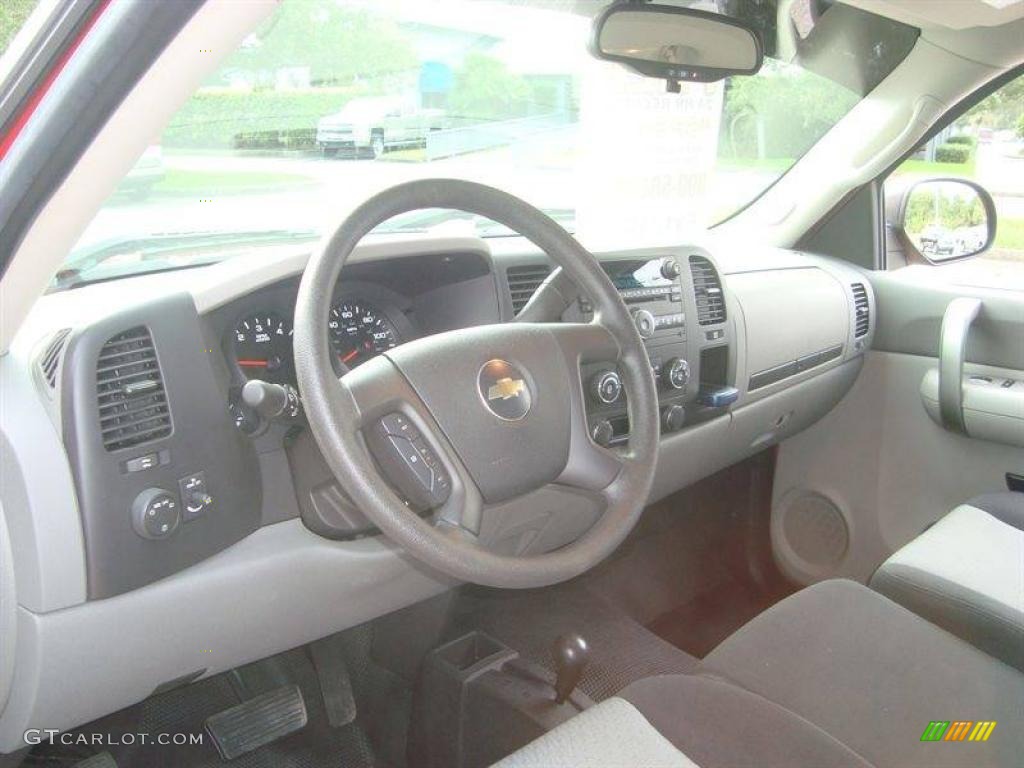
[771,272,1024,585]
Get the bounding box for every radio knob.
[662,358,690,390]
[591,419,615,447]
[590,370,622,404]
[632,309,656,339]
[660,258,682,280]
[131,488,180,540]
[662,404,686,433]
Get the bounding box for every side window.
[884,74,1024,288]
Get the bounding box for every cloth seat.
[870,492,1024,671]
[494,580,1024,768]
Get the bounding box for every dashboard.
[0,233,875,749]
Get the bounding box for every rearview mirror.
[590,2,763,86]
[898,179,996,263]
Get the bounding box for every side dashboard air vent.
[851,282,870,338]
[506,264,551,315]
[96,326,172,451]
[39,328,71,391]
[689,255,726,325]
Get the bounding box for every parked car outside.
[316,97,445,159]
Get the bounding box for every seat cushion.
[620,674,873,768]
[702,580,1024,768]
[966,491,1024,530]
[870,498,1024,671]
[492,696,696,768]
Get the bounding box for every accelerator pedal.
[205,683,307,760]
[309,635,357,728]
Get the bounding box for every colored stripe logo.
[921,721,996,743]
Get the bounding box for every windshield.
[61,0,916,285]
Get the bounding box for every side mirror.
[590,2,763,86]
[896,179,997,264]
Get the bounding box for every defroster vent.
[39,328,71,391]
[96,327,172,451]
[689,255,726,325]
[506,264,551,315]
[851,283,870,338]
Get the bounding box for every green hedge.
[945,134,976,147]
[162,89,364,150]
[935,143,972,164]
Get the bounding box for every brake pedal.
[205,684,307,760]
[309,635,357,728]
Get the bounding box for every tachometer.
[329,300,399,368]
[233,312,293,383]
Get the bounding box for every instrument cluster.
[230,294,407,386]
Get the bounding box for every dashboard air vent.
[39,328,71,390]
[851,282,870,338]
[506,264,551,315]
[96,326,172,451]
[689,255,726,325]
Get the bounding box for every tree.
[721,60,858,159]
[225,2,416,89]
[448,52,530,122]
[0,0,39,57]
[960,76,1024,131]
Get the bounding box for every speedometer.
[233,312,293,383]
[329,300,399,368]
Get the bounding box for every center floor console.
[568,251,735,445]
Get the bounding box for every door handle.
[938,297,982,434]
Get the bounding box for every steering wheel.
[294,180,658,588]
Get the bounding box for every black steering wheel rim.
[294,179,658,588]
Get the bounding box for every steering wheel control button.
[179,471,214,522]
[368,413,451,510]
[632,309,656,339]
[379,412,421,440]
[662,358,690,390]
[131,488,181,540]
[478,359,532,421]
[590,370,623,405]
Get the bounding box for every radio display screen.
[605,260,674,291]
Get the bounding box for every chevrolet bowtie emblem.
[479,360,532,420]
[488,377,526,401]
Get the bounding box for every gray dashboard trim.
[0,346,86,613]
[0,519,453,751]
[191,235,492,314]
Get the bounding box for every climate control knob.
[662,404,686,433]
[632,309,656,339]
[662,358,690,390]
[131,488,180,540]
[590,370,622,404]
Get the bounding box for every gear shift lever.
[552,633,589,704]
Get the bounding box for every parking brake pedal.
[205,684,307,760]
